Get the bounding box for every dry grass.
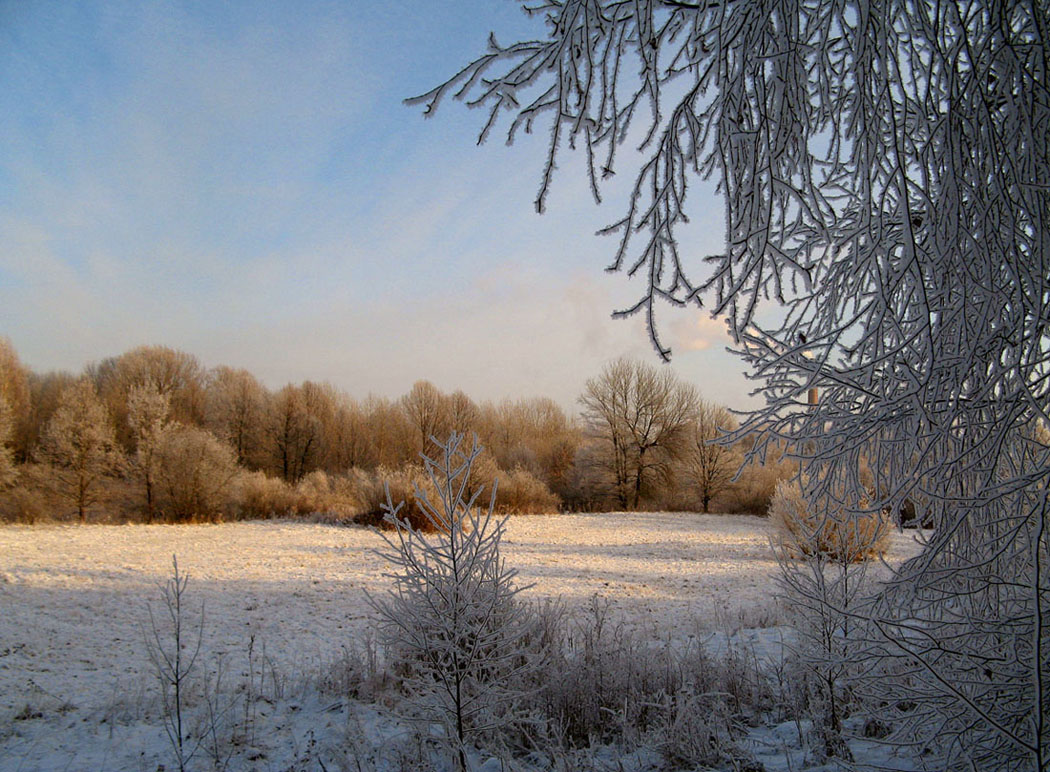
[769,479,892,562]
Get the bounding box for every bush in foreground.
[368,433,539,771]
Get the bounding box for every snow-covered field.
[0,513,925,771]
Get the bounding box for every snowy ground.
[0,513,925,771]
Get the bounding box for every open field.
[0,513,926,770]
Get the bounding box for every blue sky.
[0,0,755,411]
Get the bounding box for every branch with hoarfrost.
[416,1,1050,767]
[366,432,539,771]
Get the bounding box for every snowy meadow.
[0,513,925,771]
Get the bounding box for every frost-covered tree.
[90,346,205,451]
[0,337,30,461]
[204,366,267,469]
[154,426,238,522]
[127,382,173,523]
[368,432,536,770]
[35,379,123,521]
[421,2,1049,767]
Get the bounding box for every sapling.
[367,432,537,771]
[145,555,204,772]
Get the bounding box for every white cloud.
[670,312,731,352]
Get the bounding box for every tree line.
[0,337,794,523]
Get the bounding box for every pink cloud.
[671,313,730,352]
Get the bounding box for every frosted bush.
[353,464,439,531]
[293,470,360,520]
[368,433,538,770]
[154,426,238,522]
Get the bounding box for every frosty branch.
[418,1,1050,768]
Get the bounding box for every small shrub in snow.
[367,432,537,770]
[0,472,49,523]
[293,469,360,520]
[772,478,885,763]
[353,463,439,531]
[720,453,797,516]
[516,598,765,767]
[145,556,204,772]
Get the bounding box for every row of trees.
[0,338,791,522]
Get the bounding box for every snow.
[0,513,926,770]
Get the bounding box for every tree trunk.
[78,473,87,522]
[632,447,646,509]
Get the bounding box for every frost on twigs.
[367,432,540,770]
[417,1,1049,766]
[772,478,882,764]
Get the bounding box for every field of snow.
[0,513,926,771]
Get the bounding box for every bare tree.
[0,337,30,463]
[324,391,371,471]
[127,382,172,523]
[268,384,322,483]
[204,366,267,468]
[0,397,16,489]
[362,395,416,469]
[478,397,580,493]
[447,389,480,436]
[686,400,739,513]
[579,358,697,509]
[401,379,450,458]
[35,379,123,521]
[423,3,1049,767]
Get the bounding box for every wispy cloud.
[0,1,755,412]
[670,312,731,352]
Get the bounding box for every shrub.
[368,433,538,770]
[234,470,297,519]
[352,464,440,532]
[720,457,797,515]
[493,466,560,514]
[0,485,48,523]
[293,470,360,521]
[769,479,891,562]
[155,426,238,522]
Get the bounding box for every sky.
[0,0,758,413]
